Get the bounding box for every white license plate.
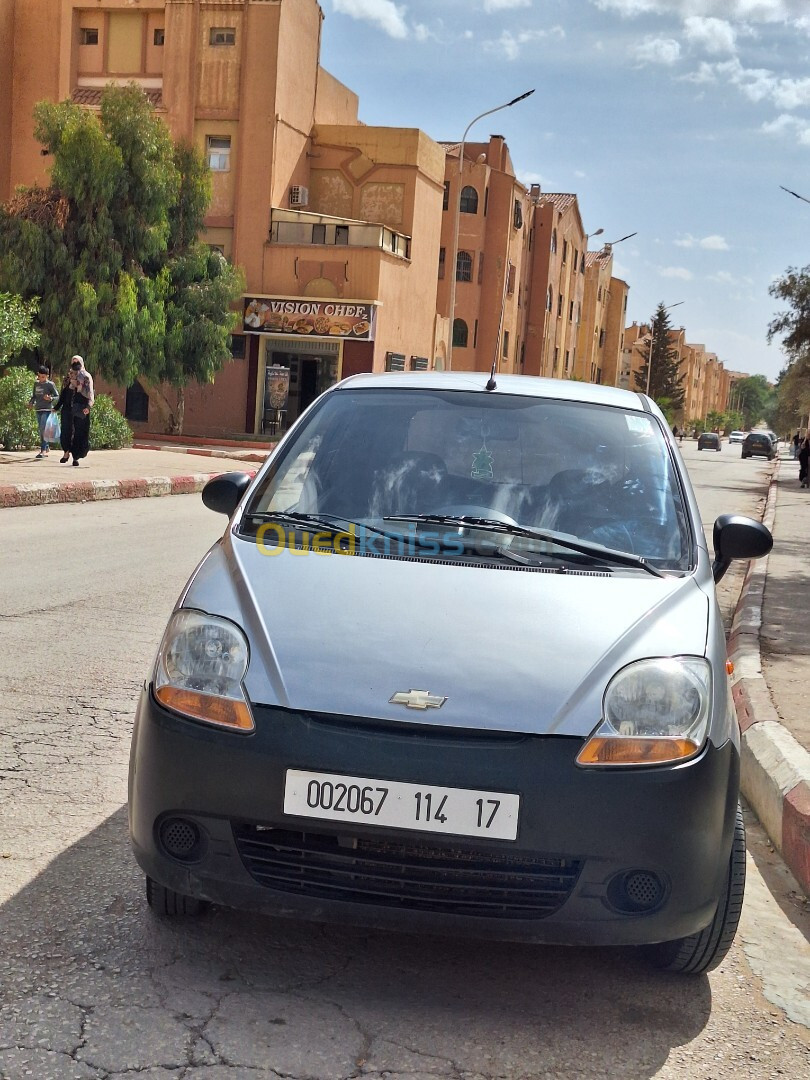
[284,770,520,841]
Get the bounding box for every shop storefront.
[243,295,378,435]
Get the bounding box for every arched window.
[452,319,468,348]
[460,186,478,214]
[551,228,557,254]
[546,285,553,312]
[456,250,473,282]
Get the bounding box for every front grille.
[233,824,582,919]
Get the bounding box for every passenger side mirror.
[202,471,253,517]
[712,514,772,583]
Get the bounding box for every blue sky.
[319,0,810,382]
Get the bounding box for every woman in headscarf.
[67,355,94,466]
[52,369,74,463]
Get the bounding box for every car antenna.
[485,357,497,392]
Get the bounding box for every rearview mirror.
[712,514,772,583]
[202,472,253,517]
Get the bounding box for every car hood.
[180,537,710,738]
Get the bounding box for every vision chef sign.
[244,296,376,340]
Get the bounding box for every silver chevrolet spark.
[129,373,772,973]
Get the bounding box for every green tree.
[731,375,774,430]
[0,293,39,365]
[633,303,686,409]
[767,267,810,434]
[0,84,244,433]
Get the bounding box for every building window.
[562,240,568,264]
[502,331,509,359]
[478,252,485,284]
[599,328,606,347]
[452,319,468,348]
[513,200,523,229]
[79,27,99,45]
[557,294,563,317]
[456,250,473,282]
[460,186,478,214]
[438,247,445,279]
[312,224,326,244]
[573,250,578,271]
[206,136,231,171]
[207,244,225,255]
[569,300,574,321]
[442,182,450,211]
[473,319,478,347]
[484,188,489,216]
[546,286,553,312]
[210,27,236,46]
[154,28,165,46]
[551,228,557,254]
[230,334,246,359]
[335,225,349,245]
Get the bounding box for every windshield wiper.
[243,511,415,544]
[383,514,665,577]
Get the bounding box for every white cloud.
[658,265,694,280]
[633,37,681,65]
[593,2,804,21]
[331,0,408,39]
[483,26,565,61]
[762,113,810,144]
[484,0,531,11]
[683,16,737,55]
[674,233,730,250]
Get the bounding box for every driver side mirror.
[202,471,253,517]
[712,514,772,583]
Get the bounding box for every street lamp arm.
[459,90,535,148]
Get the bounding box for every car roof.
[333,371,647,410]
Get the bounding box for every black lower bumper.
[129,688,740,946]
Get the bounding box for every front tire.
[145,875,206,916]
[646,804,745,975]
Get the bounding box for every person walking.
[28,365,59,458]
[792,431,800,460]
[799,434,810,489]
[67,355,94,466]
[52,370,74,463]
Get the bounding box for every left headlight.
[576,657,711,767]
[154,609,254,732]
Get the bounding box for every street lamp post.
[645,301,685,397]
[446,89,534,372]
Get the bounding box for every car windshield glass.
[241,388,692,571]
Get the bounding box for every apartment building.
[0,0,447,436]
[437,136,532,376]
[523,193,587,379]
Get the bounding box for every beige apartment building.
[1,0,734,434]
[0,0,449,436]
[437,137,532,377]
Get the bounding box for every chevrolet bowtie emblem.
[389,689,447,710]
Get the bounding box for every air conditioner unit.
[289,185,309,207]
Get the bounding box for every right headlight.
[154,609,254,732]
[576,657,711,767]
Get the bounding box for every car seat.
[368,451,449,517]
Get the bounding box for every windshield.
[241,387,692,571]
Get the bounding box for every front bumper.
[129,688,739,946]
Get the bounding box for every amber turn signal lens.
[726,660,734,675]
[576,736,700,766]
[155,686,254,731]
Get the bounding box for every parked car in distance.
[129,372,773,975]
[728,431,746,444]
[742,431,777,460]
[698,432,722,451]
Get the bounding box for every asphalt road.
[1,464,809,1080]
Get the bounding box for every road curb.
[132,442,269,463]
[0,471,255,508]
[728,458,810,897]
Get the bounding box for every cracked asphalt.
[1,484,809,1080]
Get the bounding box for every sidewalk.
[0,445,265,508]
[729,448,810,896]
